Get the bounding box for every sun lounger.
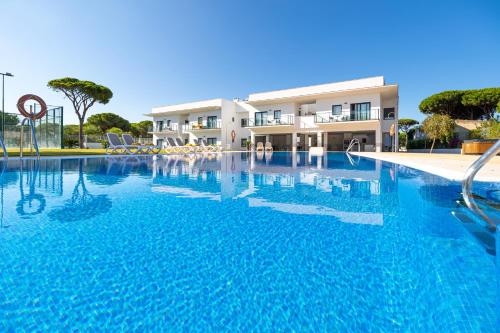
[122,134,161,154]
[265,142,273,152]
[105,133,142,155]
[256,142,264,151]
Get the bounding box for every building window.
[255,111,268,126]
[241,138,247,147]
[166,119,171,127]
[156,120,163,131]
[383,107,395,120]
[241,118,248,127]
[232,117,235,122]
[207,116,217,128]
[156,139,163,147]
[350,102,371,121]
[198,117,203,125]
[206,138,217,145]
[274,110,281,119]
[332,105,342,115]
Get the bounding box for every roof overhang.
[145,98,223,117]
[246,84,398,106]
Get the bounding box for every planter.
[461,139,498,155]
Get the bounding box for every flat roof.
[247,76,397,104]
[146,98,223,116]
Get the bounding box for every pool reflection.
[0,152,404,227]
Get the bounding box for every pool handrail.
[461,139,500,231]
[346,138,360,153]
[20,118,40,159]
[0,134,7,159]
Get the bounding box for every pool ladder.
[453,140,500,254]
[19,118,40,159]
[0,134,6,159]
[461,140,500,230]
[345,138,360,153]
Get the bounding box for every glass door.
[255,111,268,126]
[350,103,371,121]
[207,116,217,128]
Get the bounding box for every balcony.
[149,123,179,133]
[314,108,380,123]
[184,119,222,131]
[242,115,295,127]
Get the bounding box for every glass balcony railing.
[184,119,222,130]
[242,115,295,127]
[314,109,380,123]
[149,123,179,133]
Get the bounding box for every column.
[265,134,270,143]
[375,127,382,152]
[323,132,328,151]
[292,132,297,153]
[317,132,322,147]
[304,134,309,150]
[250,132,255,151]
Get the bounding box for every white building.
[147,76,398,152]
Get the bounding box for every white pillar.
[265,134,270,143]
[375,127,382,152]
[323,132,328,151]
[292,132,297,153]
[317,132,322,147]
[304,134,309,150]
[250,132,255,151]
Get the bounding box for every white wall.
[315,92,381,119]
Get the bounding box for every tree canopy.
[421,114,455,153]
[0,112,20,125]
[461,88,500,119]
[398,118,418,148]
[419,88,500,119]
[107,127,123,135]
[86,112,130,133]
[130,120,153,137]
[48,77,113,148]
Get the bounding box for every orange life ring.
[17,94,48,120]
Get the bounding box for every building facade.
[147,76,398,152]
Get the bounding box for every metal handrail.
[20,118,40,159]
[345,138,360,153]
[461,140,500,230]
[0,135,7,159]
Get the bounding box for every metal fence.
[0,105,63,149]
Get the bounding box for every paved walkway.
[353,152,500,182]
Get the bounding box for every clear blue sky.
[1,0,499,125]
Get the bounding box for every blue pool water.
[0,152,498,331]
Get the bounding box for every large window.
[255,111,268,126]
[207,116,217,128]
[350,102,371,121]
[332,105,342,115]
[197,117,203,125]
[274,110,281,119]
[383,107,395,120]
[156,120,163,131]
[206,137,217,145]
[241,138,248,147]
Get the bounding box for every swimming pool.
[0,152,497,331]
